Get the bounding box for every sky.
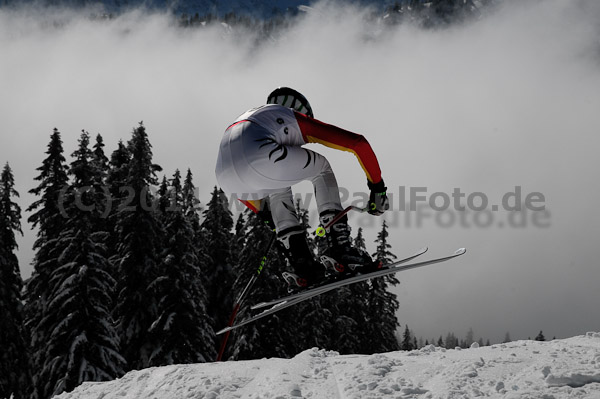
[1,0,599,345]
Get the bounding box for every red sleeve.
[294,112,382,184]
[239,199,261,213]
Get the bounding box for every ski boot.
[278,229,327,291]
[318,210,383,276]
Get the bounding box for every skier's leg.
[265,155,343,227]
[268,188,302,235]
[251,146,374,273]
[308,156,344,216]
[267,188,326,287]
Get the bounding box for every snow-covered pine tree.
[92,134,109,171]
[181,169,205,247]
[24,129,70,399]
[201,186,235,342]
[106,140,130,196]
[465,327,475,347]
[535,331,546,342]
[324,226,372,354]
[26,129,69,242]
[90,133,110,228]
[36,131,126,397]
[148,170,216,366]
[182,169,201,230]
[113,123,164,371]
[232,212,247,256]
[0,163,31,399]
[293,200,335,353]
[445,332,458,349]
[353,227,366,249]
[157,175,170,215]
[368,220,400,353]
[229,211,302,360]
[401,325,413,351]
[181,169,212,300]
[104,140,131,269]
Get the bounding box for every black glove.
[367,179,389,216]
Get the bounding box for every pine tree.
[26,129,70,243]
[445,332,458,349]
[465,327,475,347]
[326,225,371,354]
[201,186,235,341]
[0,163,31,399]
[181,169,212,299]
[105,140,131,201]
[401,325,413,351]
[157,176,170,215]
[37,132,125,397]
[368,220,400,353]
[353,227,366,249]
[113,123,164,370]
[229,212,302,360]
[91,134,109,175]
[293,201,336,353]
[535,331,546,341]
[182,169,201,228]
[90,133,110,224]
[104,140,131,267]
[148,170,216,365]
[24,129,70,399]
[181,169,204,248]
[232,212,247,255]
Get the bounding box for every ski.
[251,246,429,310]
[215,247,466,335]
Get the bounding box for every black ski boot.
[318,211,383,275]
[278,229,327,290]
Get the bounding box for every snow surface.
[55,332,600,399]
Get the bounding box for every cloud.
[1,0,599,343]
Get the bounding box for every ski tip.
[419,246,429,254]
[216,326,232,336]
[455,247,467,255]
[250,302,267,310]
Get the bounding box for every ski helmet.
[267,87,314,118]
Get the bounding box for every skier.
[216,87,389,289]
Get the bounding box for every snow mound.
[55,334,600,399]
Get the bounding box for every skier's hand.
[367,179,389,216]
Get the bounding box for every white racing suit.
[216,104,382,235]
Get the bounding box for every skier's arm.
[294,112,383,184]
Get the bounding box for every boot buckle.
[320,255,345,274]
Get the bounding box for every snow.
[55,332,600,399]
